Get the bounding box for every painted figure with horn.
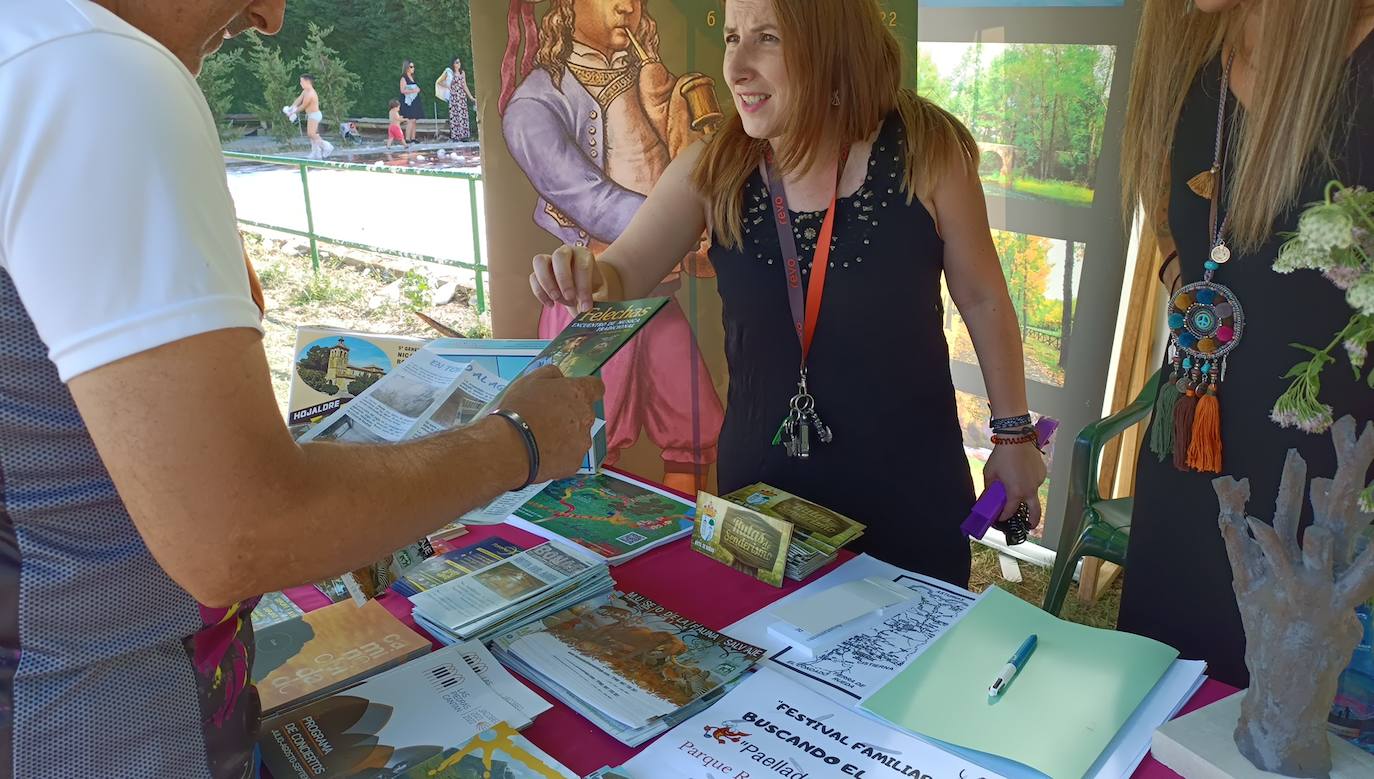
[500,0,724,492]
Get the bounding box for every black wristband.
[491,409,540,490]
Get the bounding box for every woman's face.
[453,59,462,71]
[406,62,416,76]
[723,0,790,140]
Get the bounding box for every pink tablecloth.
[285,523,1238,778]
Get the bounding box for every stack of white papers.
[409,540,614,644]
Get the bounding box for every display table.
[285,523,1238,778]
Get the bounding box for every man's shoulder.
[508,67,596,117]
[0,0,173,69]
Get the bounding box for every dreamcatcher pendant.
[1152,243,1245,473]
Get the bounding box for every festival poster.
[471,1,918,495]
[619,666,1007,779]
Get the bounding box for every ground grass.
[969,542,1122,630]
[243,230,487,418]
[980,175,1096,207]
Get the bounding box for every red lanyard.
[760,146,849,367]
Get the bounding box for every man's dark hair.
[300,74,315,83]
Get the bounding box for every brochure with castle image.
[251,597,431,716]
[285,327,426,435]
[258,642,547,779]
[507,470,695,564]
[691,492,793,588]
[491,590,765,733]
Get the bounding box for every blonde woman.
[1120,0,1374,686]
[529,0,1046,585]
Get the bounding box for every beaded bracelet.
[990,413,1032,431]
[991,432,1038,447]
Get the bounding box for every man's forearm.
[224,416,528,604]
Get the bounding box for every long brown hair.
[1121,0,1366,253]
[693,0,977,249]
[536,0,661,88]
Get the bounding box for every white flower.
[1346,339,1368,372]
[1298,204,1356,252]
[1325,265,1365,290]
[1348,273,1374,317]
[1274,238,1329,273]
[1296,404,1335,434]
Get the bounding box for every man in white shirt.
[0,2,601,777]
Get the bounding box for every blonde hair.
[692,0,977,249]
[1121,0,1365,254]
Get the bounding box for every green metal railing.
[222,151,488,313]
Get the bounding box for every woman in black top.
[1119,0,1374,686]
[528,0,1046,586]
[398,59,423,143]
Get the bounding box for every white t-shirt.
[0,0,263,382]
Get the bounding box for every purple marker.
[960,417,1059,543]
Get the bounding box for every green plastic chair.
[1042,369,1161,616]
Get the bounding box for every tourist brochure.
[389,721,578,779]
[692,492,793,587]
[491,591,764,737]
[258,641,546,779]
[506,470,695,564]
[252,597,432,716]
[408,540,613,643]
[389,536,522,598]
[618,666,1008,779]
[458,299,670,525]
[723,483,866,581]
[858,586,1180,779]
[285,326,426,436]
[250,591,305,631]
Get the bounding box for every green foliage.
[298,367,339,395]
[400,269,431,310]
[928,42,1114,193]
[296,22,362,127]
[348,375,380,396]
[298,345,331,372]
[197,48,244,139]
[214,0,474,129]
[464,320,493,340]
[243,33,299,142]
[292,269,361,306]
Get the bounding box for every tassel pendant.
[1188,167,1218,199]
[1172,367,1201,471]
[1186,363,1223,473]
[1149,363,1182,462]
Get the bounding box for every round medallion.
[1210,243,1232,264]
[1167,280,1245,360]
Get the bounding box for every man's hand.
[496,365,604,483]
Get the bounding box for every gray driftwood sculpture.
[1213,415,1374,777]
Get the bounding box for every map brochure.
[507,470,695,564]
[390,721,577,779]
[619,666,1008,779]
[491,590,764,734]
[723,482,866,549]
[692,492,793,588]
[258,642,538,779]
[389,536,523,598]
[252,597,431,716]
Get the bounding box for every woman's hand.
[982,442,1048,528]
[531,245,602,313]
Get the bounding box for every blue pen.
[988,634,1037,698]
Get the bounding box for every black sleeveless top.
[1121,36,1374,687]
[709,113,975,586]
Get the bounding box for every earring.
[831,91,841,107]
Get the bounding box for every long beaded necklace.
[1152,49,1246,474]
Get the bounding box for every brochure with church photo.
[286,327,426,435]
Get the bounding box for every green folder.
[860,587,1178,779]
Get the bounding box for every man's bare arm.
[69,328,600,607]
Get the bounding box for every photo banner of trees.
[943,229,1083,388]
[917,41,1116,208]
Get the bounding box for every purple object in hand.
[960,417,1059,542]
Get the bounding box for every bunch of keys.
[780,372,832,459]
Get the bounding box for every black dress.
[709,113,975,587]
[400,74,424,120]
[1120,38,1374,687]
